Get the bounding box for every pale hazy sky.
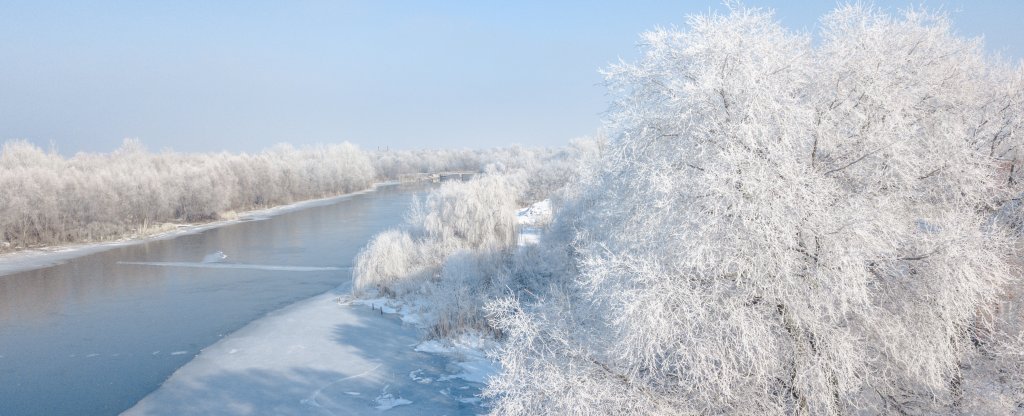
[2,1,1022,154]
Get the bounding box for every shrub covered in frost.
[352,173,524,336]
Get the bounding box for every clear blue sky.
[2,1,1022,154]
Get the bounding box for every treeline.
[353,5,1024,415]
[0,139,563,250]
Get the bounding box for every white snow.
[355,292,501,387]
[409,369,433,384]
[354,296,433,326]
[124,289,488,415]
[415,334,499,385]
[516,199,551,226]
[373,385,413,410]
[516,199,551,246]
[355,297,400,314]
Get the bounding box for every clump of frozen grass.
[352,230,427,297]
[425,249,511,338]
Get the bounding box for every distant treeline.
[0,139,563,250]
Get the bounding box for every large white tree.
[487,5,1023,415]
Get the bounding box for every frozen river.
[0,184,429,415]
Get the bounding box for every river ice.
[123,288,488,415]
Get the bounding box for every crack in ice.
[300,362,384,413]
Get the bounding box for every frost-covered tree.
[487,5,1023,415]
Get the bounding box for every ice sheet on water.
[125,291,490,415]
[201,251,228,263]
[374,385,413,410]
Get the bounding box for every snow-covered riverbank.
[124,287,488,415]
[0,184,391,278]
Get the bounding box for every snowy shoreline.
[123,287,489,415]
[0,182,396,278]
[123,198,551,415]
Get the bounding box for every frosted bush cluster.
[482,5,1024,415]
[353,173,522,337]
[352,140,597,338]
